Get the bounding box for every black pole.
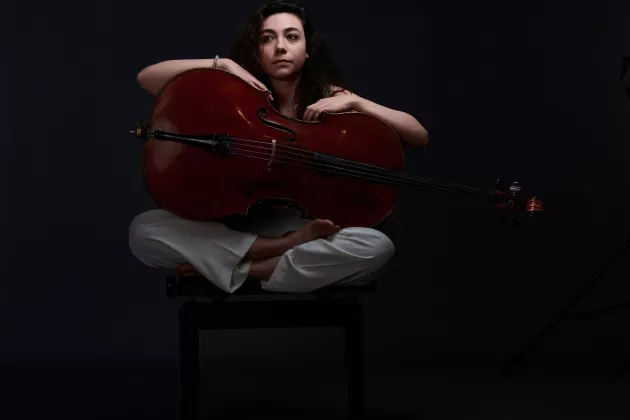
[503,235,630,375]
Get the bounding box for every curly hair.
[228,0,350,118]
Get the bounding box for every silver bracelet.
[213,55,219,69]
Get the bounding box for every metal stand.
[503,235,630,379]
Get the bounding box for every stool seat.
[166,264,376,303]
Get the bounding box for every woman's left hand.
[302,91,359,122]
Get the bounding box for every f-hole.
[257,108,297,142]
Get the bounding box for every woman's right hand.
[219,58,273,100]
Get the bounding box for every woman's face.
[258,12,307,81]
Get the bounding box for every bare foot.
[288,219,340,247]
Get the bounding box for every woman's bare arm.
[136,58,269,96]
[136,59,220,95]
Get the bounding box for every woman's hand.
[219,58,273,100]
[302,93,358,122]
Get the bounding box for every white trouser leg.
[128,209,257,293]
[129,209,395,294]
[262,227,395,293]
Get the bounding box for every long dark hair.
[229,0,349,118]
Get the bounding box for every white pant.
[128,209,395,294]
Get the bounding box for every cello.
[130,67,543,228]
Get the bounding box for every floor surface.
[2,358,629,419]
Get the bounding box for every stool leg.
[344,300,365,420]
[179,305,199,420]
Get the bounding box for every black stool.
[166,269,375,420]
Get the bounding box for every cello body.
[142,68,404,228]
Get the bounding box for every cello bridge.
[267,139,276,171]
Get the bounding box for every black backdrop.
[3,0,630,378]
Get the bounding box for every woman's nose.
[276,38,287,51]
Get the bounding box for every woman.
[129,0,429,294]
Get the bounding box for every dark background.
[3,0,630,418]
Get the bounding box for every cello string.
[160,132,494,198]
[174,137,491,194]
[224,136,488,196]
[220,149,487,199]
[226,140,494,198]
[222,145,494,200]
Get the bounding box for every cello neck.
[311,152,497,202]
